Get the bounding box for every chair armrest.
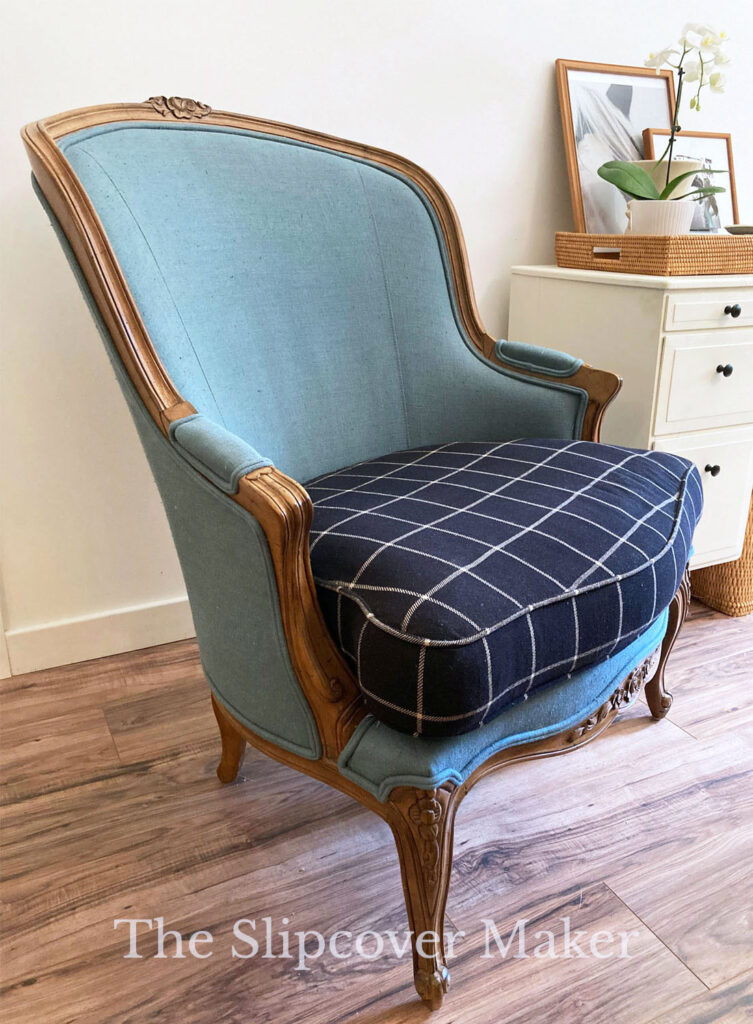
[490,339,621,443]
[164,407,364,757]
[168,413,272,493]
[494,340,582,378]
[235,464,366,758]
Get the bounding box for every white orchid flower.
[681,29,704,49]
[680,22,722,47]
[709,71,726,93]
[644,47,679,70]
[683,59,701,82]
[620,22,731,195]
[681,21,713,36]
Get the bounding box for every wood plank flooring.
[1,600,752,1023]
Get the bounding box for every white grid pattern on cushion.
[307,439,702,736]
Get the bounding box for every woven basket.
[555,231,753,276]
[691,493,753,617]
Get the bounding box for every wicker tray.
[555,231,753,276]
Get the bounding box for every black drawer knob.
[704,464,721,477]
[724,303,742,318]
[716,363,734,377]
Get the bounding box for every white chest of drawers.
[508,265,753,569]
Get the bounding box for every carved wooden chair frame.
[23,97,689,1010]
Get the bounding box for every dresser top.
[511,265,753,290]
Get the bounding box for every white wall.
[2,0,751,673]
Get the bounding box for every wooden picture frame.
[556,59,676,233]
[643,128,739,228]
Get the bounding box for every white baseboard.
[0,625,10,680]
[4,595,195,676]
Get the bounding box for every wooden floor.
[2,600,752,1023]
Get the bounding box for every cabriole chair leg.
[386,784,459,1010]
[645,570,691,720]
[211,695,247,782]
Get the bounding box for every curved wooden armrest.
[478,337,622,444]
[569,362,622,442]
[495,358,622,443]
[233,465,365,760]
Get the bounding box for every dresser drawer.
[664,288,753,332]
[653,428,753,568]
[654,329,753,435]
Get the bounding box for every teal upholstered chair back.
[28,104,593,763]
[58,120,580,482]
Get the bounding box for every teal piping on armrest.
[169,414,272,494]
[495,340,583,378]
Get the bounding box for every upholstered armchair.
[24,97,701,1009]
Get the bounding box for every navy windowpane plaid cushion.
[307,439,702,737]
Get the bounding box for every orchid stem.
[665,65,685,188]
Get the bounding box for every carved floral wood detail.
[566,644,662,743]
[147,96,212,120]
[407,791,445,885]
[388,783,457,1009]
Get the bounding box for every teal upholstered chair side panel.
[33,179,320,759]
[133,418,321,759]
[58,122,585,484]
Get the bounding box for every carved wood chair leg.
[645,570,691,720]
[385,784,459,1010]
[211,695,247,782]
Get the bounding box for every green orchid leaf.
[674,185,727,200]
[659,168,728,200]
[597,161,661,200]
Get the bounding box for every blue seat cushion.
[308,439,702,736]
[338,606,669,802]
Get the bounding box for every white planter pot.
[632,159,704,200]
[625,200,695,236]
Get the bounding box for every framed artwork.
[643,129,739,231]
[556,59,675,233]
